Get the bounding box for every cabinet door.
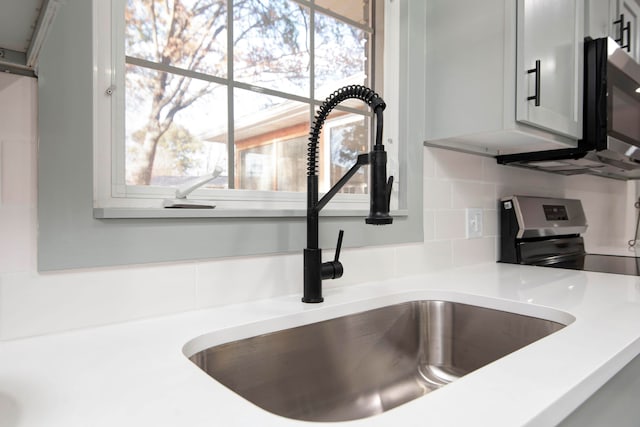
[516,0,583,139]
[611,0,640,62]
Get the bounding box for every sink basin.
[188,300,566,422]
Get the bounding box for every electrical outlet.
[465,208,483,239]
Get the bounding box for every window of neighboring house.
[95,0,394,211]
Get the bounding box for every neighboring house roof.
[199,73,367,143]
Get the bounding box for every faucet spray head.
[366,147,393,225]
[366,104,393,225]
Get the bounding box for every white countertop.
[2,262,640,427]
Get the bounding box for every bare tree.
[126,0,228,184]
[125,0,365,185]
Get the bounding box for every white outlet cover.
[465,208,483,239]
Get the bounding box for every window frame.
[37,0,423,271]
[94,0,398,216]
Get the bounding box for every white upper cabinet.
[425,0,584,156]
[516,0,584,140]
[618,0,640,61]
[612,0,640,61]
[587,0,640,61]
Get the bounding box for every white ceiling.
[0,0,43,52]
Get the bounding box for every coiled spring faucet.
[303,85,394,303]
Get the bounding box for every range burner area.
[500,196,640,277]
[550,254,640,276]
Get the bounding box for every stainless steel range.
[499,195,640,276]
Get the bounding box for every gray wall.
[37,0,425,271]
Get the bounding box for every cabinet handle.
[527,60,541,107]
[614,14,631,52]
[614,14,625,44]
[623,21,631,52]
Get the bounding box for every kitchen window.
[37,0,421,270]
[94,0,396,214]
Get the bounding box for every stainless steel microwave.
[497,37,640,180]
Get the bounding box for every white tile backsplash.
[432,148,484,180]
[452,236,497,267]
[485,158,561,191]
[0,74,37,142]
[0,137,38,274]
[195,254,301,309]
[423,178,452,209]
[423,210,435,241]
[0,263,198,340]
[423,146,439,178]
[483,209,498,237]
[1,139,36,207]
[434,210,466,240]
[450,180,495,210]
[394,241,453,276]
[0,207,34,273]
[0,73,635,340]
[332,245,397,286]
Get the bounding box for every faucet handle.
[321,230,345,280]
[334,229,344,263]
[386,176,394,210]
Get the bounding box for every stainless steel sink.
[188,300,566,422]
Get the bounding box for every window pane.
[125,64,228,187]
[315,0,370,25]
[234,89,309,190]
[118,0,381,197]
[125,0,227,77]
[237,136,306,192]
[276,136,308,192]
[325,114,369,194]
[315,12,368,102]
[233,0,310,96]
[239,144,274,191]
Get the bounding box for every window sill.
[94,207,408,219]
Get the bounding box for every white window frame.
[93,0,401,217]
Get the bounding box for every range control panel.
[543,205,569,221]
[501,195,587,239]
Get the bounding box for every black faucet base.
[366,217,393,225]
[303,248,324,303]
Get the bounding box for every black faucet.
[303,85,394,303]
